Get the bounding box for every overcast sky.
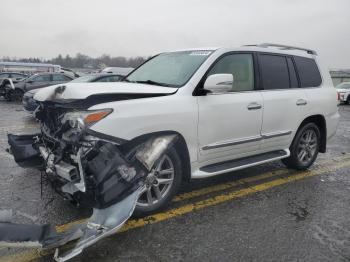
[0,0,349,68]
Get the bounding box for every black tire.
[282,122,320,170]
[11,89,24,102]
[126,145,183,217]
[4,92,12,101]
[346,95,350,105]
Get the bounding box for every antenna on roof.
[244,43,317,55]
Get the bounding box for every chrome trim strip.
[262,131,292,139]
[201,131,292,151]
[202,136,262,151]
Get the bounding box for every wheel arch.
[297,114,327,153]
[120,130,192,183]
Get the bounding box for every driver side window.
[207,54,254,92]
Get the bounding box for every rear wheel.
[282,122,320,170]
[126,145,182,217]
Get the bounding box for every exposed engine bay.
[1,100,178,261]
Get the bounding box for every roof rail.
[245,43,317,55]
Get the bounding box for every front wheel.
[282,122,320,170]
[127,146,183,217]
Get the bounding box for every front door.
[197,53,263,165]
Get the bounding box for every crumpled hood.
[34,82,178,102]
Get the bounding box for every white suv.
[9,43,339,216]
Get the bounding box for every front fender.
[88,95,198,163]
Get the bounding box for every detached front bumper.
[3,132,178,261]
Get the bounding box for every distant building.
[330,69,350,86]
[0,61,61,74]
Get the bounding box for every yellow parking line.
[56,157,344,233]
[120,160,350,233]
[173,156,350,202]
[173,169,287,202]
[1,159,349,262]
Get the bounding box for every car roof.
[168,44,316,58]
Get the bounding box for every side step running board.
[193,149,289,179]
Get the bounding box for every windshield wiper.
[134,80,176,87]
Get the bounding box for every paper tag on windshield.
[189,51,212,56]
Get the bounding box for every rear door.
[258,53,309,152]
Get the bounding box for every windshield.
[336,82,350,89]
[70,75,98,83]
[125,50,213,87]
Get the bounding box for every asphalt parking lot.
[0,101,349,262]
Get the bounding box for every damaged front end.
[3,101,177,261]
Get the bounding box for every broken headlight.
[61,109,113,131]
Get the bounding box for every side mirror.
[203,74,233,93]
[27,80,34,84]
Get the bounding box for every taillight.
[337,92,340,101]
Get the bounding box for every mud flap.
[2,134,177,261]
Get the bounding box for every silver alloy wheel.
[297,129,317,164]
[136,154,175,207]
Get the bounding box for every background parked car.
[336,82,350,104]
[23,73,124,112]
[2,72,73,101]
[0,72,27,83]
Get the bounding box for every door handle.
[296,99,307,106]
[247,102,262,110]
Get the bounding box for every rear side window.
[259,54,289,90]
[293,57,322,87]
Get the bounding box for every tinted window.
[260,54,289,90]
[293,57,322,87]
[0,73,10,78]
[207,54,254,92]
[11,73,25,79]
[287,57,298,88]
[52,74,71,81]
[32,75,51,82]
